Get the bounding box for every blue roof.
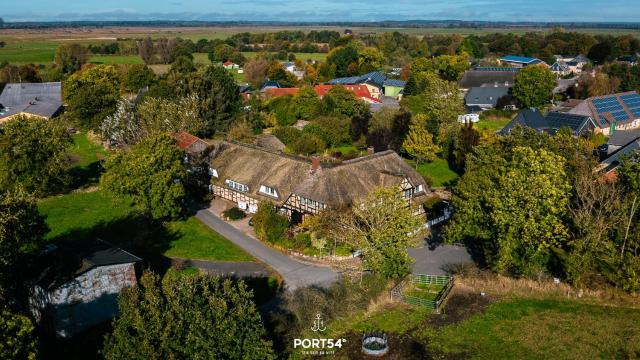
[501,55,540,64]
[261,80,281,90]
[383,79,406,87]
[327,71,387,88]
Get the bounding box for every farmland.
[1,25,639,65]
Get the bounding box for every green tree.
[294,86,321,120]
[446,146,570,275]
[315,116,351,147]
[185,66,241,137]
[0,306,37,360]
[290,133,326,155]
[64,65,121,130]
[326,45,359,77]
[402,114,441,166]
[0,190,48,298]
[101,134,186,220]
[54,44,88,74]
[169,55,196,74]
[328,187,424,278]
[512,66,556,108]
[322,85,370,119]
[252,202,289,244]
[120,64,155,93]
[0,116,71,195]
[357,47,384,73]
[103,271,274,360]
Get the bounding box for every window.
[403,188,414,199]
[208,167,218,178]
[416,185,424,193]
[259,185,278,198]
[225,179,248,193]
[299,196,324,209]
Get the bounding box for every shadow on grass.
[67,161,104,190]
[48,214,179,277]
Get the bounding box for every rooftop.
[0,82,62,120]
[500,55,542,64]
[568,91,640,128]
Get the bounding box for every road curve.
[195,209,339,291]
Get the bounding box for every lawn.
[403,283,445,301]
[39,191,253,263]
[88,54,144,65]
[164,217,253,262]
[475,110,515,133]
[67,132,108,189]
[422,298,640,359]
[406,158,459,187]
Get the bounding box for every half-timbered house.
[208,140,431,222]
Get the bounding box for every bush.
[268,96,297,126]
[272,126,302,146]
[223,207,246,220]
[315,116,351,147]
[290,133,326,155]
[252,202,289,244]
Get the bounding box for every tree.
[186,66,242,137]
[103,271,274,360]
[512,66,556,108]
[54,44,88,74]
[327,187,424,278]
[252,202,290,244]
[322,85,369,119]
[0,116,71,195]
[326,45,359,77]
[169,55,196,74]
[446,146,570,276]
[137,95,204,137]
[402,114,441,166]
[294,86,321,120]
[101,134,186,220]
[357,47,384,73]
[120,64,155,93]
[0,190,48,298]
[138,37,155,64]
[100,99,140,148]
[64,65,120,130]
[243,59,269,89]
[290,133,326,155]
[0,306,37,360]
[315,116,351,147]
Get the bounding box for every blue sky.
[3,0,640,22]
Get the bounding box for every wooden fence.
[391,274,454,313]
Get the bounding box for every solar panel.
[596,104,624,113]
[592,97,618,105]
[611,111,630,121]
[632,108,640,117]
[620,93,640,101]
[623,99,640,107]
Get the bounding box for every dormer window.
[208,167,218,178]
[225,179,248,193]
[416,185,424,193]
[259,185,278,198]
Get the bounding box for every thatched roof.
[294,151,427,206]
[255,134,286,152]
[209,141,429,208]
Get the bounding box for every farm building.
[208,141,431,223]
[0,82,62,123]
[568,91,640,135]
[30,239,140,338]
[223,61,240,70]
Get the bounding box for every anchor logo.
[311,313,326,332]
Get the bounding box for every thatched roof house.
[209,141,431,220]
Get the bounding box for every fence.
[390,274,454,313]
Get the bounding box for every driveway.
[409,242,473,276]
[195,209,339,291]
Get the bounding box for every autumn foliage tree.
[402,114,441,167]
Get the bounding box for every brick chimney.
[367,147,375,155]
[311,156,320,172]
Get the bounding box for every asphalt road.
[196,209,339,291]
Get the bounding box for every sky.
[2,0,640,23]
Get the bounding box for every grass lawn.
[88,54,144,65]
[406,158,459,187]
[164,217,253,262]
[475,118,512,133]
[68,132,108,189]
[404,283,445,301]
[39,191,253,263]
[422,298,640,359]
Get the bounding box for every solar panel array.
[590,94,640,124]
[621,93,640,119]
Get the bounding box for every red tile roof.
[173,131,202,150]
[265,88,300,97]
[313,85,381,103]
[223,60,235,66]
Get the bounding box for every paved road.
[196,209,339,291]
[181,259,272,278]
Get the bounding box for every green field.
[67,132,108,189]
[0,41,57,64]
[88,54,144,65]
[326,296,640,359]
[407,158,459,187]
[38,191,252,263]
[164,217,253,261]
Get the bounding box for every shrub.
[252,202,289,244]
[315,116,351,147]
[223,207,246,220]
[302,123,331,146]
[268,96,297,126]
[290,133,326,155]
[272,126,302,146]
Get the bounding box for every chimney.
[367,147,374,155]
[311,156,320,172]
